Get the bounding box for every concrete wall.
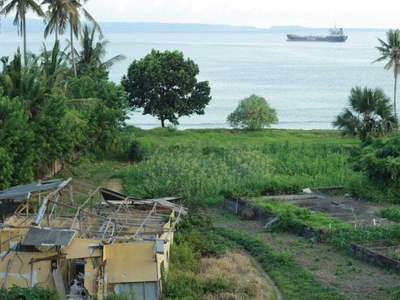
[350,243,400,274]
[223,196,274,221]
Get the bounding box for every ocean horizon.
[0,24,394,130]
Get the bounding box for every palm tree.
[374,29,400,124]
[42,0,75,43]
[76,24,125,75]
[0,0,45,65]
[41,0,101,77]
[68,0,102,77]
[333,86,397,140]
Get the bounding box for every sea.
[0,27,393,130]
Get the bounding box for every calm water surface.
[0,29,393,130]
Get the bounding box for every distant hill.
[0,18,389,33]
[1,18,267,33]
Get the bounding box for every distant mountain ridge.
[0,18,388,33]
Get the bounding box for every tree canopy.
[333,86,397,139]
[373,29,400,122]
[227,94,278,130]
[121,49,212,127]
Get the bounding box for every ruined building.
[0,178,187,299]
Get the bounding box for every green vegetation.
[333,86,396,139]
[0,286,62,300]
[252,198,351,233]
[379,206,400,222]
[0,23,128,189]
[1,12,400,298]
[328,224,400,250]
[374,29,400,121]
[349,135,400,203]
[115,137,360,206]
[121,49,211,127]
[214,227,349,300]
[227,94,278,130]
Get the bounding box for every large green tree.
[333,86,397,139]
[227,94,278,130]
[374,29,400,123]
[121,49,212,127]
[0,0,44,65]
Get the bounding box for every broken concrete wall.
[350,243,400,274]
[223,196,274,221]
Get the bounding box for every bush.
[227,94,278,130]
[127,140,148,162]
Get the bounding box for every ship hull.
[286,34,348,42]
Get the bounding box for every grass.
[114,131,361,207]
[213,227,349,300]
[252,198,351,233]
[130,126,359,146]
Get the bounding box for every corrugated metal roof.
[0,179,68,201]
[22,227,76,246]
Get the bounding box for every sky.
[80,0,400,29]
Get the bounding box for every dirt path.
[247,251,283,300]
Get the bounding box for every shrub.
[227,94,278,130]
[127,140,148,162]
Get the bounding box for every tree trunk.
[23,14,27,65]
[395,67,398,134]
[70,16,77,77]
[55,14,59,43]
[161,117,165,128]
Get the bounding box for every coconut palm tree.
[0,0,45,65]
[333,86,397,140]
[68,0,101,77]
[374,29,400,124]
[41,0,101,77]
[42,0,76,43]
[76,24,125,76]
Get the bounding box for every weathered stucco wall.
[0,251,57,289]
[104,242,157,283]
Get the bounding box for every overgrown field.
[115,127,362,206]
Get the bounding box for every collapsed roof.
[0,178,187,245]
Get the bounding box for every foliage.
[0,24,128,188]
[162,214,247,300]
[227,94,278,130]
[379,205,400,222]
[328,224,400,250]
[76,24,126,76]
[333,86,396,140]
[121,49,211,127]
[252,198,351,233]
[0,0,45,64]
[214,227,349,300]
[127,140,148,162]
[374,29,400,121]
[116,140,359,207]
[0,285,62,300]
[0,89,35,186]
[349,136,400,203]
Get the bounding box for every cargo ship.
[286,26,348,42]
